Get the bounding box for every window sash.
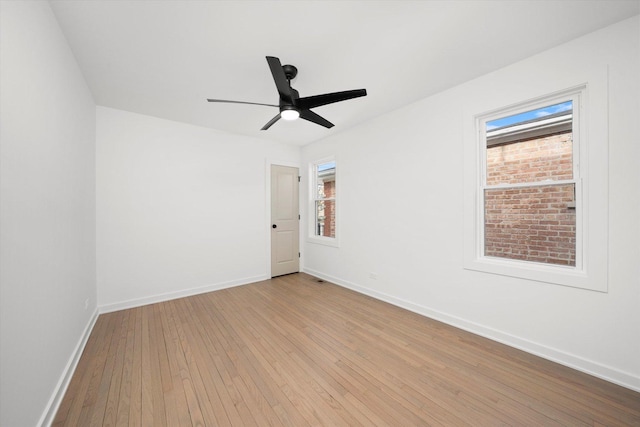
[309,157,338,244]
[477,91,583,270]
[314,199,336,238]
[484,178,576,190]
[483,182,577,266]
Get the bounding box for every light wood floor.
[54,273,640,426]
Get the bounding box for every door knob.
[272,224,277,229]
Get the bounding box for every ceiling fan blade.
[261,114,281,130]
[266,56,293,103]
[296,89,367,110]
[299,109,334,129]
[207,99,278,108]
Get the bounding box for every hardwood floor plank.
[127,307,143,427]
[102,310,130,426]
[172,298,231,426]
[196,292,264,426]
[140,305,161,426]
[53,273,640,426]
[157,302,190,426]
[174,335,206,424]
[183,297,243,426]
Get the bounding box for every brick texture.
[485,133,576,266]
[322,181,336,238]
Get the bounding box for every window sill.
[307,235,340,248]
[463,256,606,293]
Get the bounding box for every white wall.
[96,107,299,310]
[302,16,640,391]
[0,2,97,426]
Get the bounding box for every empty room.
[1,1,640,426]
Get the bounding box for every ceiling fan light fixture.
[280,105,300,121]
[208,56,366,130]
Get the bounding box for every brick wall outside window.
[485,133,576,266]
[322,181,336,238]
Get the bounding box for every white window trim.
[308,156,339,247]
[463,81,609,293]
[480,90,583,269]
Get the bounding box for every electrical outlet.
[369,272,378,280]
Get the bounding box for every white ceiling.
[50,0,639,146]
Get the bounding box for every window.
[309,158,338,245]
[464,84,609,292]
[483,99,578,267]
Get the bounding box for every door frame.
[265,158,301,277]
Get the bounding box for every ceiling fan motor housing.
[282,64,298,80]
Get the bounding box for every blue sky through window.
[318,161,336,172]
[486,101,572,131]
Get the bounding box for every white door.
[271,165,299,277]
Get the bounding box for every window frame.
[480,92,583,269]
[308,156,339,247]
[464,83,608,292]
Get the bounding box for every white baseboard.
[99,274,270,314]
[38,307,99,427]
[303,268,640,393]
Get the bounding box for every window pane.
[484,184,576,266]
[486,101,573,185]
[315,200,335,238]
[316,161,336,199]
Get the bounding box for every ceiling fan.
[207,56,367,130]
